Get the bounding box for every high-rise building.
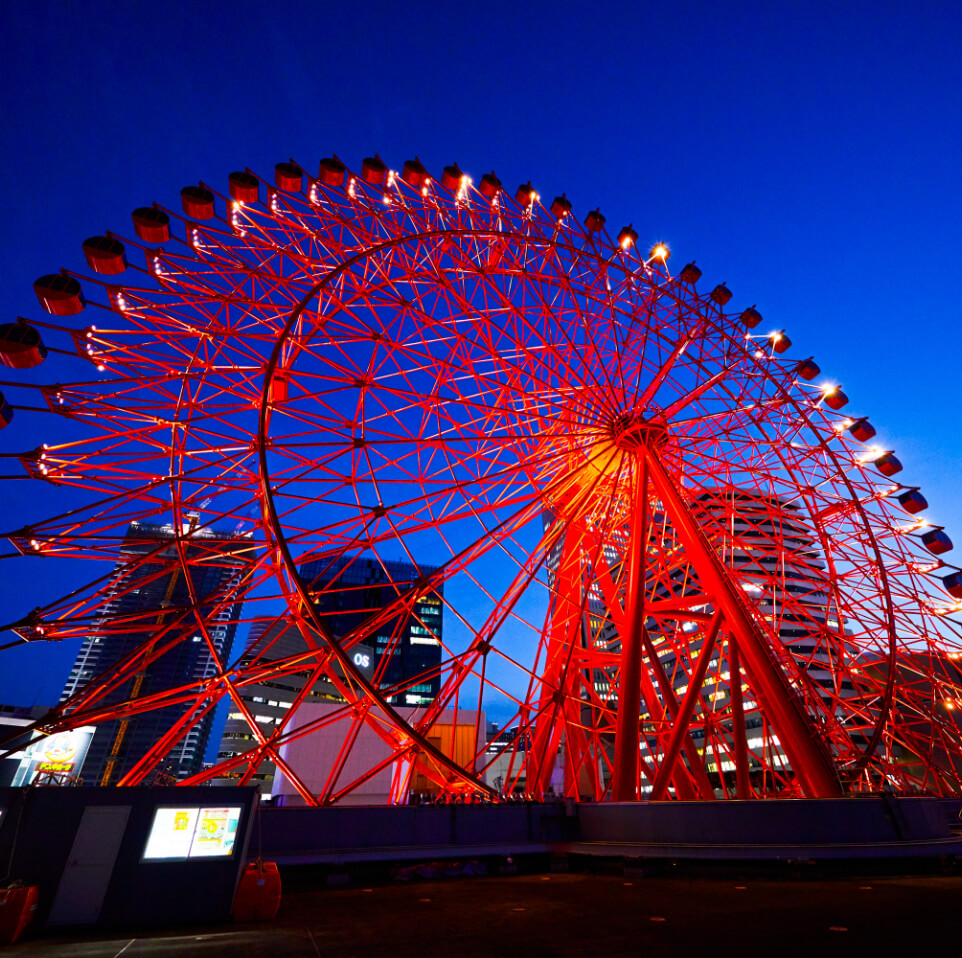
[644,489,857,792]
[215,555,443,793]
[300,555,443,708]
[61,517,252,785]
[543,487,855,796]
[214,617,374,791]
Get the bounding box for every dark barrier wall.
[577,796,953,846]
[2,787,961,934]
[0,785,258,928]
[254,802,571,864]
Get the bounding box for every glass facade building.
[214,555,443,793]
[60,518,252,785]
[299,555,443,708]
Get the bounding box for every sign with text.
[11,727,95,786]
[142,805,242,861]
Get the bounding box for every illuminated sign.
[143,807,196,860]
[43,736,78,765]
[324,643,374,679]
[189,807,240,857]
[142,806,242,861]
[345,643,374,680]
[11,727,95,786]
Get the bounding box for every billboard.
[142,806,242,861]
[11,727,95,786]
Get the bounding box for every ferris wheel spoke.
[429,255,622,418]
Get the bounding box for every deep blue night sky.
[1,0,960,707]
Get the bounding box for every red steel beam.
[729,639,751,799]
[642,446,842,799]
[650,612,722,799]
[612,457,649,801]
[641,627,716,800]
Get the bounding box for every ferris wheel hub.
[607,411,668,451]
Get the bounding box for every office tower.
[544,487,852,795]
[215,555,442,793]
[646,488,855,790]
[61,517,252,785]
[299,555,443,708]
[214,617,374,792]
[688,488,853,698]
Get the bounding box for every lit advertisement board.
[143,807,197,860]
[11,727,95,786]
[189,807,241,858]
[142,806,242,861]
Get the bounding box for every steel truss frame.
[3,155,962,803]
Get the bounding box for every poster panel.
[142,807,199,860]
[188,807,241,858]
[142,805,242,860]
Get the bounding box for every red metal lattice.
[3,156,962,803]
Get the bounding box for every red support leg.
[529,516,585,797]
[612,458,648,801]
[729,639,751,799]
[642,446,842,799]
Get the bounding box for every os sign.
[342,644,373,677]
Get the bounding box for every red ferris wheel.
[3,153,962,804]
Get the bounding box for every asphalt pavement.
[6,868,960,957]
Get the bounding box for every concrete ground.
[6,866,961,957]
